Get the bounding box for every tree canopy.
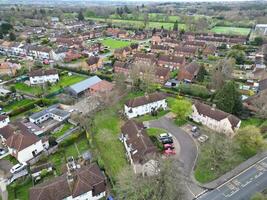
[236,126,266,158]
[214,81,243,115]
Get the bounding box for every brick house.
[86,56,103,72]
[158,55,186,70]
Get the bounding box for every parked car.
[161,137,173,144]
[164,144,175,150]
[198,135,209,143]
[192,131,201,138]
[164,148,176,155]
[10,162,27,174]
[159,133,172,141]
[191,126,199,133]
[0,148,7,155]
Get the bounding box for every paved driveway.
[147,117,204,199]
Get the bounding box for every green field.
[12,74,87,96]
[87,17,185,30]
[100,38,133,49]
[211,26,251,36]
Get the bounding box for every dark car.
[161,137,173,144]
[192,131,201,138]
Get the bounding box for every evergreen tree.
[214,81,243,115]
[78,11,84,21]
[9,32,16,41]
[173,20,179,31]
[196,65,207,82]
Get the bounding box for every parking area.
[181,123,209,144]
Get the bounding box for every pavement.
[146,117,204,199]
[197,156,267,200]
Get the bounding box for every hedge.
[9,98,58,117]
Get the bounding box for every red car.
[164,148,176,155]
[163,144,175,150]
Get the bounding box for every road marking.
[185,183,197,198]
[217,156,267,190]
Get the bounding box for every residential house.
[29,164,106,200]
[259,78,267,92]
[27,46,53,60]
[158,55,186,70]
[255,24,267,35]
[51,46,68,61]
[173,46,198,58]
[151,34,162,45]
[190,102,241,137]
[86,56,103,72]
[124,92,167,119]
[0,88,11,97]
[155,67,170,84]
[150,44,169,54]
[0,122,46,163]
[177,62,200,83]
[183,41,206,50]
[0,115,9,128]
[113,61,131,76]
[121,120,158,174]
[114,46,132,60]
[133,53,157,64]
[202,44,217,56]
[64,51,82,63]
[161,38,180,48]
[0,61,21,76]
[29,69,59,85]
[29,104,70,125]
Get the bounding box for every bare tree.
[114,158,187,200]
[129,60,156,92]
[250,90,267,119]
[211,58,235,90]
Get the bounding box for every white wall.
[191,105,239,137]
[0,117,9,128]
[124,99,167,119]
[30,74,59,85]
[64,191,106,200]
[10,140,44,163]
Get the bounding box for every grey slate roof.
[30,110,49,120]
[68,76,102,95]
[50,108,70,118]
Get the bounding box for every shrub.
[177,84,211,99]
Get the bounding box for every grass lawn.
[94,108,127,179]
[241,117,265,128]
[7,177,32,200]
[12,74,87,95]
[100,38,133,49]
[146,128,166,137]
[211,26,251,36]
[52,123,74,138]
[194,128,246,183]
[3,99,34,112]
[135,109,170,122]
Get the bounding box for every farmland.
[211,26,251,36]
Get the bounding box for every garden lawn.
[7,177,32,200]
[3,99,34,112]
[241,117,265,128]
[147,128,166,137]
[211,26,251,36]
[135,110,170,122]
[53,123,73,138]
[94,108,127,178]
[100,38,133,49]
[12,74,86,95]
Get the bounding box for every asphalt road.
[197,157,267,200]
[147,117,204,199]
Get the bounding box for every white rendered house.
[190,102,241,137]
[124,92,167,119]
[29,69,59,85]
[0,115,9,128]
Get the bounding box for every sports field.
[211,26,251,36]
[100,38,133,49]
